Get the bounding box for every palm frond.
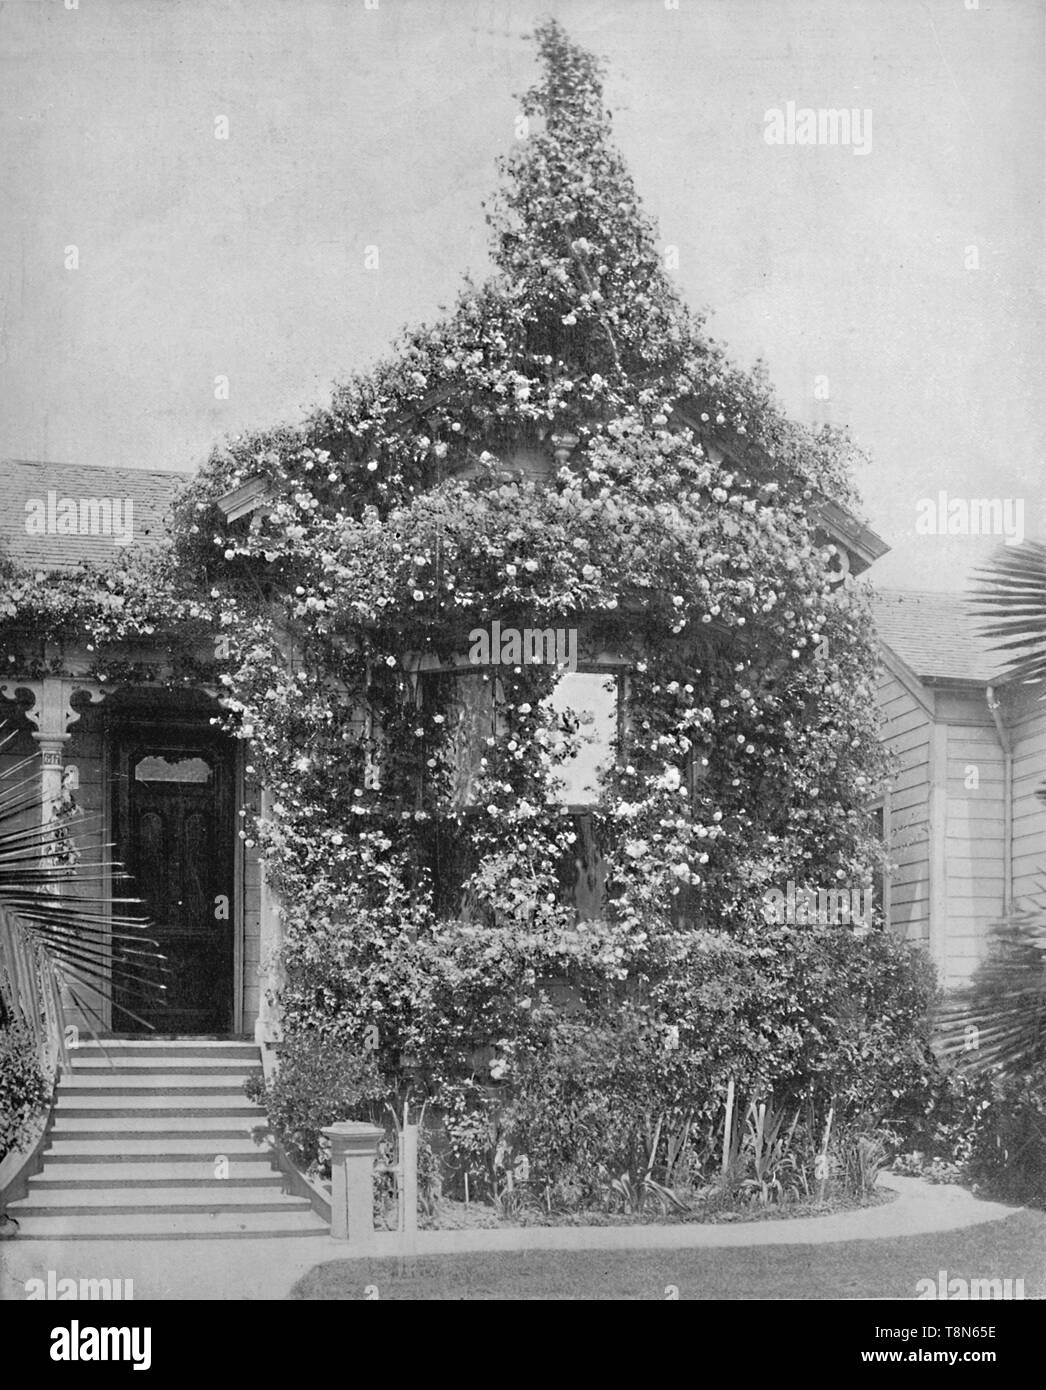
[0,733,167,1038]
[969,540,1046,688]
[936,901,1046,1078]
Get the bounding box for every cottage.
[0,441,888,1049]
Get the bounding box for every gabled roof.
[811,497,890,574]
[0,458,188,572]
[872,588,1009,685]
[668,406,889,577]
[214,416,891,583]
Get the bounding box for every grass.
[289,1209,1046,1300]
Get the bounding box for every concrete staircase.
[7,1039,329,1240]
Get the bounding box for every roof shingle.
[873,588,1007,684]
[0,458,188,572]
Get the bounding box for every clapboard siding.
[1009,700,1046,909]
[941,721,1005,983]
[873,657,1028,985]
[877,669,931,946]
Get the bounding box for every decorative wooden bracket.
[0,678,108,825]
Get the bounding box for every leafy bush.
[459,922,936,1208]
[891,1152,964,1185]
[889,1061,1044,1209]
[0,1022,49,1161]
[964,1071,1046,1208]
[647,922,939,1131]
[500,1008,679,1202]
[244,1035,386,1176]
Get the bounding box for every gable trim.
[879,642,936,718]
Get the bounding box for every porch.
[0,662,281,1045]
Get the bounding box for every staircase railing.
[0,903,68,1209]
[0,902,68,1084]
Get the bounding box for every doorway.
[109,716,236,1034]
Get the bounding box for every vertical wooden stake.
[818,1106,834,1204]
[721,1077,736,1176]
[402,1120,419,1249]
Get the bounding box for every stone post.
[322,1121,385,1244]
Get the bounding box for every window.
[422,665,623,921]
[427,667,621,810]
[543,670,620,808]
[133,754,213,784]
[428,670,496,810]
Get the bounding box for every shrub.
[964,1071,1046,1208]
[424,921,938,1208]
[244,1034,386,1176]
[889,1061,1045,1210]
[500,1008,676,1203]
[0,1022,49,1161]
[649,922,939,1129]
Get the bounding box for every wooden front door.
[111,729,235,1034]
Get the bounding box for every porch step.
[69,1041,260,1059]
[9,1211,328,1241]
[69,1057,262,1076]
[29,1163,283,1187]
[17,1187,308,1216]
[6,1039,327,1242]
[55,1095,261,1117]
[44,1138,272,1161]
[59,1074,258,1094]
[51,1116,262,1138]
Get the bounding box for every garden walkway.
[0,1174,1028,1301]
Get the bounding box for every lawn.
[289,1209,1046,1300]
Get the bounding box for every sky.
[1,0,1043,590]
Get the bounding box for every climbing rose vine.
[3,22,929,1182]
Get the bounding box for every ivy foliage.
[0,22,921,1174]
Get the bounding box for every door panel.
[111,728,235,1034]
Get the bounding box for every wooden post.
[721,1077,736,1176]
[817,1106,834,1204]
[322,1121,385,1245]
[402,1121,419,1246]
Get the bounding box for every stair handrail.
[0,900,68,1103]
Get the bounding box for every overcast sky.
[2,0,1042,590]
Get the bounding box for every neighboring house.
[873,588,1046,988]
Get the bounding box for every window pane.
[544,672,619,807]
[133,754,212,784]
[438,673,495,809]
